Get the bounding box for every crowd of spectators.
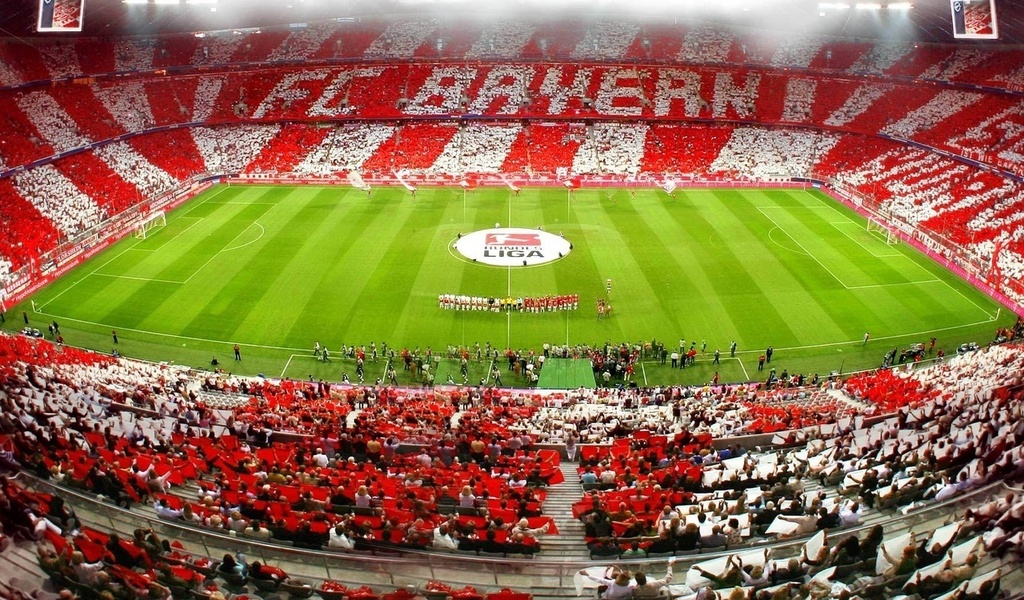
[849,41,911,75]
[94,143,178,201]
[5,20,1024,96]
[2,27,1024,361]
[822,84,895,128]
[291,124,397,177]
[710,128,838,180]
[5,60,1013,147]
[881,90,983,141]
[191,77,224,123]
[569,350,1022,600]
[190,125,280,175]
[15,91,92,154]
[363,21,439,59]
[36,44,82,82]
[0,330,1020,599]
[112,39,156,73]
[95,82,154,134]
[574,124,648,176]
[570,22,642,62]
[432,124,523,176]
[11,165,106,236]
[465,21,535,59]
[264,24,337,63]
[678,26,736,64]
[568,342,1024,555]
[0,476,534,600]
[770,35,824,70]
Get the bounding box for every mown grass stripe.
[98,199,279,329]
[15,184,1012,385]
[166,187,350,344]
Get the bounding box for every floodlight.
[855,2,882,8]
[887,2,912,8]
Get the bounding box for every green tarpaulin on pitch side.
[537,357,596,389]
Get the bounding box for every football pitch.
[11,184,1012,388]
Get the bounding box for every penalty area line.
[181,201,279,284]
[90,273,186,284]
[730,317,1001,356]
[758,207,849,289]
[29,309,312,354]
[278,353,331,379]
[734,356,749,381]
[378,358,392,384]
[282,353,345,380]
[38,186,238,313]
[177,184,233,217]
[280,354,297,379]
[130,216,205,252]
[34,240,146,313]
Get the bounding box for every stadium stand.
[3,122,1024,304]
[0,331,1023,597]
[0,23,1022,91]
[2,15,1024,599]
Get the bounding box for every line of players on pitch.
[438,294,580,312]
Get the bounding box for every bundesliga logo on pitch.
[455,228,572,267]
[484,233,543,258]
[484,233,542,247]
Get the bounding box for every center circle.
[454,228,572,267]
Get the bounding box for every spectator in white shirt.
[839,500,861,527]
[328,524,355,549]
[312,448,329,468]
[153,499,183,520]
[71,551,106,585]
[432,524,459,550]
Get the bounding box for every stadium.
[0,0,1024,599]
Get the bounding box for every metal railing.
[14,472,1006,593]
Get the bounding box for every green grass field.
[8,184,1013,388]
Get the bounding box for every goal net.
[866,216,899,246]
[134,211,167,240]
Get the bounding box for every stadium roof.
[1,0,1022,43]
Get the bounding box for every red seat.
[484,590,531,600]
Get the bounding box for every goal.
[134,211,167,240]
[866,216,899,246]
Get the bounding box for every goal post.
[866,216,899,246]
[134,211,167,240]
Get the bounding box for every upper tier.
[2,62,1023,178]
[1,19,1023,94]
